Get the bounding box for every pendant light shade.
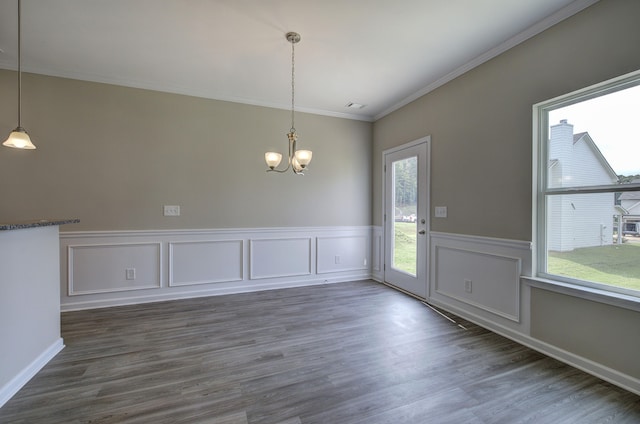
[294,150,312,167]
[4,127,35,149]
[265,152,283,169]
[4,0,36,150]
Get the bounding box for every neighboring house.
[619,180,640,229]
[547,120,619,252]
[619,190,640,214]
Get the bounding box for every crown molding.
[374,0,600,121]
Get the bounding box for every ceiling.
[0,0,596,122]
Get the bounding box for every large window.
[534,70,640,298]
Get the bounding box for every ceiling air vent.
[345,102,366,110]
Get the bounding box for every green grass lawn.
[392,222,640,293]
[393,222,417,275]
[548,243,640,291]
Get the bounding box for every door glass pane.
[392,156,417,276]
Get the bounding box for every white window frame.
[533,69,640,300]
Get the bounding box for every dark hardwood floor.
[1,280,639,423]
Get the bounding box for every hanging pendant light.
[265,32,311,174]
[4,0,36,150]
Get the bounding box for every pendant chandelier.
[264,32,312,174]
[3,0,36,150]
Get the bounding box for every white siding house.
[619,183,640,221]
[547,120,618,252]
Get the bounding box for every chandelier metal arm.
[266,131,303,174]
[266,162,291,173]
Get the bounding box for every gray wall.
[373,0,640,380]
[0,73,372,231]
[531,287,640,378]
[373,0,640,241]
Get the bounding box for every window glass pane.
[538,72,640,297]
[545,192,640,293]
[547,84,640,189]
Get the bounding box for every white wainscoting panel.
[60,227,373,311]
[434,246,521,321]
[250,237,312,279]
[429,232,531,330]
[317,236,368,274]
[68,242,162,295]
[371,226,383,282]
[169,240,243,287]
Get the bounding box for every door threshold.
[382,281,426,301]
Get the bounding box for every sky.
[548,83,640,176]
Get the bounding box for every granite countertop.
[0,218,80,231]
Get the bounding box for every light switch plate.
[163,205,180,216]
[435,206,447,218]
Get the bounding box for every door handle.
[418,230,426,235]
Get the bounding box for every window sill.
[522,276,640,313]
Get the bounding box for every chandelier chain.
[17,0,22,127]
[290,38,295,132]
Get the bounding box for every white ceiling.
[0,0,596,122]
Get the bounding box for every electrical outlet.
[335,255,341,264]
[464,279,472,293]
[163,205,180,216]
[126,268,136,280]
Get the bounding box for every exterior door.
[384,137,429,298]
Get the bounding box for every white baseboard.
[0,338,64,409]
[61,273,370,311]
[428,297,640,396]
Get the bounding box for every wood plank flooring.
[1,280,639,423]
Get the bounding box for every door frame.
[382,136,431,299]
